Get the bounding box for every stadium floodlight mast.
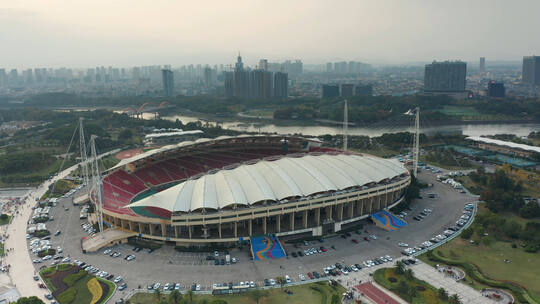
[413,107,420,176]
[79,117,89,187]
[89,135,105,239]
[343,100,348,151]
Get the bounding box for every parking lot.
[28,167,476,302]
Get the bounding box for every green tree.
[331,294,341,304]
[437,287,449,300]
[461,227,474,239]
[395,261,406,275]
[404,268,414,280]
[449,294,462,304]
[16,297,45,304]
[169,290,182,304]
[154,288,162,302]
[247,290,268,304]
[186,290,194,304]
[397,280,409,294]
[276,276,286,288]
[209,300,228,304]
[407,286,418,299]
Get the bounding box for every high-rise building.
[355,84,373,96]
[487,81,505,98]
[424,61,467,92]
[479,57,486,74]
[161,69,174,97]
[258,59,268,71]
[326,63,333,73]
[273,72,288,99]
[340,84,354,97]
[522,56,540,85]
[322,84,340,98]
[224,72,234,98]
[0,69,6,87]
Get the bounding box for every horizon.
[2,0,540,69]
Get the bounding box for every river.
[147,113,540,138]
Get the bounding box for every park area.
[39,264,115,304]
[420,237,540,303]
[373,267,451,304]
[129,281,345,304]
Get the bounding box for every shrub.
[56,287,76,304]
[63,270,87,287]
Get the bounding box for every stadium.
[93,135,410,246]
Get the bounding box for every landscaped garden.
[39,264,115,304]
[374,263,461,304]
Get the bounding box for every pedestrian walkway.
[337,259,496,304]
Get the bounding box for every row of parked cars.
[402,203,474,256]
[73,260,128,291]
[412,208,433,221]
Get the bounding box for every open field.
[129,281,346,304]
[0,215,12,225]
[419,237,540,302]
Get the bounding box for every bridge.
[121,102,175,118]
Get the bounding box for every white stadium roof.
[466,136,540,154]
[126,153,408,213]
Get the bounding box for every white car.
[384,255,393,262]
[114,276,123,283]
[104,249,112,255]
[153,282,161,290]
[299,274,306,281]
[351,265,358,272]
[249,281,255,288]
[398,242,408,247]
[285,275,291,283]
[270,279,276,286]
[62,257,70,263]
[33,259,42,263]
[42,255,52,261]
[196,284,201,291]
[175,283,181,290]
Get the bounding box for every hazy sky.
[1,0,540,68]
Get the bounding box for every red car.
[38,283,46,289]
[352,239,359,244]
[320,246,327,252]
[307,272,315,279]
[363,237,370,242]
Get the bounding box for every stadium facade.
[94,135,410,245]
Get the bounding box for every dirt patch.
[43,265,78,296]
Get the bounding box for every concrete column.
[359,199,364,216]
[303,210,308,228]
[249,219,252,236]
[174,225,178,238]
[128,220,133,231]
[218,223,222,238]
[263,217,267,234]
[188,225,192,239]
[369,198,373,213]
[276,215,281,233]
[326,205,333,221]
[290,212,294,231]
[138,223,143,234]
[161,223,166,237]
[315,208,321,226]
[348,202,354,218]
[149,224,154,236]
[338,204,344,221]
[234,222,238,237]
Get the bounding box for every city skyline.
[2,0,540,68]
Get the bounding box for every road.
[25,167,479,303]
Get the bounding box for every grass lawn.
[0,215,12,225]
[419,237,540,302]
[129,281,345,304]
[0,242,4,256]
[374,268,447,304]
